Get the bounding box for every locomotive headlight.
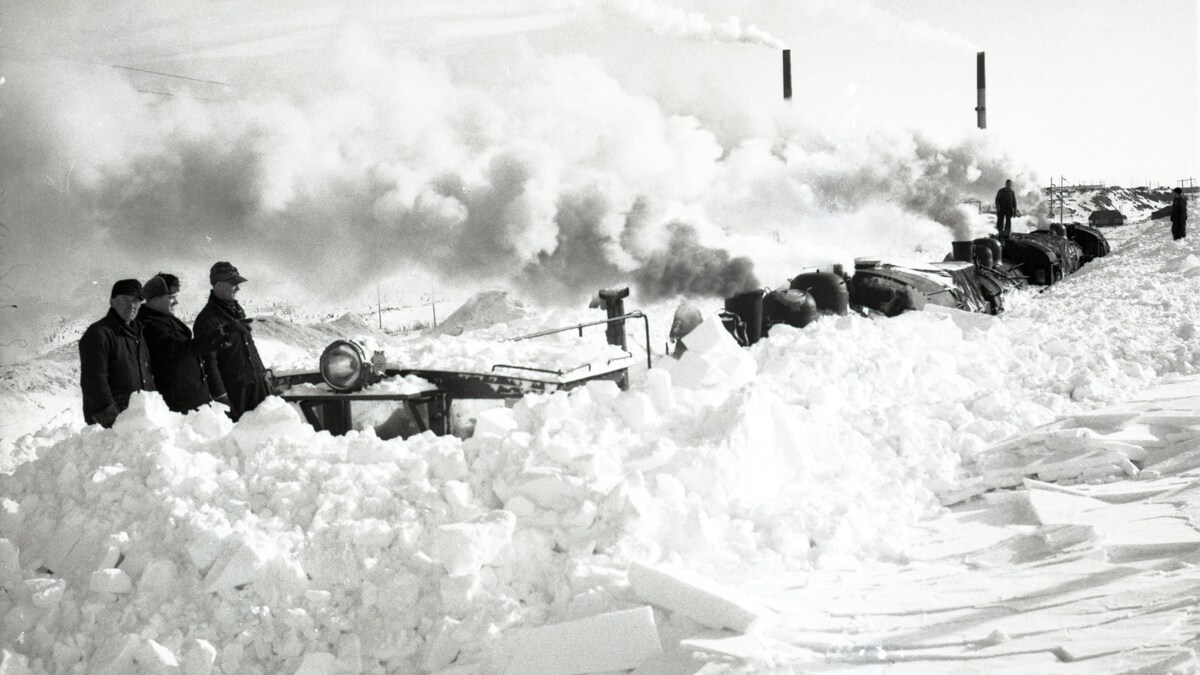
[320,340,371,392]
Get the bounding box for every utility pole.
[1060,176,1065,224]
[376,284,383,330]
[430,286,438,329]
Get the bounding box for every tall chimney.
[782,49,792,100]
[975,51,986,129]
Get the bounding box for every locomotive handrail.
[509,311,653,370]
[490,363,579,376]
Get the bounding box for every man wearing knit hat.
[139,273,230,414]
[194,262,271,421]
[79,279,156,427]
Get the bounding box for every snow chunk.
[430,510,516,575]
[499,606,662,674]
[661,312,757,389]
[629,562,773,632]
[90,568,133,594]
[181,639,217,675]
[294,652,336,675]
[136,639,179,670]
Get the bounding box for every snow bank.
[4,222,1200,672]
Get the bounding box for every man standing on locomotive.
[194,262,271,421]
[995,179,1018,238]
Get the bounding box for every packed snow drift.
[2,211,1199,673]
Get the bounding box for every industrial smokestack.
[975,51,986,129]
[782,49,792,100]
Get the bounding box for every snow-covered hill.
[1041,185,1177,224]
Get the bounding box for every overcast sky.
[0,0,1196,337]
[5,0,1194,182]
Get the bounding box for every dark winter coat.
[138,305,224,413]
[995,187,1018,215]
[79,308,156,427]
[1172,195,1189,225]
[194,293,270,420]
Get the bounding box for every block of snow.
[665,313,757,390]
[90,568,133,594]
[113,391,177,435]
[186,530,224,574]
[230,396,306,451]
[1023,448,1136,483]
[473,407,519,438]
[584,379,620,403]
[181,639,217,675]
[0,539,20,590]
[27,577,65,608]
[440,571,482,618]
[682,312,738,353]
[628,562,773,633]
[501,606,662,675]
[294,652,336,675]
[1056,403,1147,429]
[1024,484,1110,526]
[615,392,659,432]
[138,558,179,600]
[204,539,271,592]
[1137,411,1200,428]
[0,649,33,675]
[349,519,396,549]
[136,639,180,670]
[90,634,140,675]
[509,473,584,511]
[645,368,676,414]
[430,510,516,575]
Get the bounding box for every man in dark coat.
[139,273,230,414]
[194,262,271,421]
[79,279,156,427]
[995,179,1018,237]
[1171,187,1189,240]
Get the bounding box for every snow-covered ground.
[2,204,1199,673]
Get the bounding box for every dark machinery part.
[279,288,651,437]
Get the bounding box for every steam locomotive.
[717,224,1111,346]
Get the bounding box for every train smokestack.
[975,51,986,129]
[782,49,792,100]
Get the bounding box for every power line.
[0,44,237,90]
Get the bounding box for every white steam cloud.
[607,0,787,49]
[0,6,1031,361]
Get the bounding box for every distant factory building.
[1089,209,1127,226]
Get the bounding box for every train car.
[719,227,1109,346]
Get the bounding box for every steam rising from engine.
[1,13,1032,338]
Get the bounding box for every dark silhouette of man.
[79,279,156,427]
[1171,187,1189,240]
[139,273,230,413]
[995,179,1018,237]
[194,262,271,421]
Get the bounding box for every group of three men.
[79,261,271,428]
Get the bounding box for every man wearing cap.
[139,273,231,414]
[194,262,271,421]
[79,279,157,427]
[1171,187,1189,240]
